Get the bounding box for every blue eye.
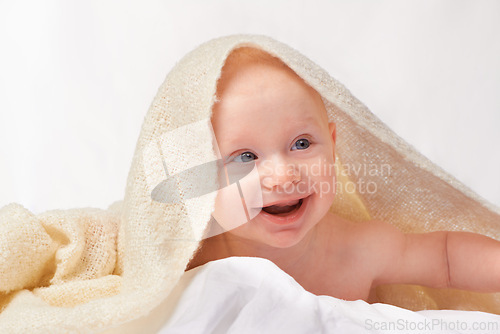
[233,152,257,163]
[292,138,310,150]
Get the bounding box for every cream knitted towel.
[1,34,500,333]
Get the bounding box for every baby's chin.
[227,220,316,250]
[263,233,308,249]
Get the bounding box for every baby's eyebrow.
[287,115,323,129]
[217,133,247,150]
[218,111,323,145]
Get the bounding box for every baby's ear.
[328,122,336,145]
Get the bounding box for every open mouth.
[261,198,304,217]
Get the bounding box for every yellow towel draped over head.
[1,34,500,333]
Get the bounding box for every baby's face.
[210,61,336,249]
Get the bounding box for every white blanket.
[158,257,500,334]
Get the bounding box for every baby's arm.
[445,231,500,291]
[364,221,500,292]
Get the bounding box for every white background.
[1,0,499,214]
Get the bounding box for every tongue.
[262,199,301,215]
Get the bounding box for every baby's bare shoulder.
[317,215,406,294]
[325,214,400,242]
[323,215,405,264]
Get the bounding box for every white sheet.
[157,257,500,334]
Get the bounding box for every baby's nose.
[260,157,300,190]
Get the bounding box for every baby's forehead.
[214,47,330,124]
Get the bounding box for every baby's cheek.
[238,173,263,211]
[213,187,243,231]
[212,180,260,231]
[212,163,263,231]
[314,158,336,199]
[317,176,336,199]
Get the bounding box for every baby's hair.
[223,46,290,71]
[215,46,296,101]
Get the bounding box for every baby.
[186,47,500,303]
